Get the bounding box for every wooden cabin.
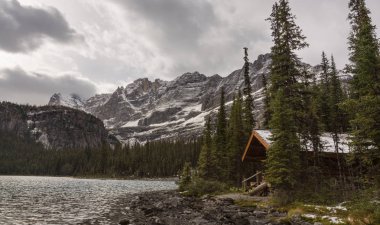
[242,130,350,162]
[241,130,351,194]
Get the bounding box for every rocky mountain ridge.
[0,102,108,150]
[49,53,350,144]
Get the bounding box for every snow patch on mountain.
[48,53,351,144]
[48,93,84,110]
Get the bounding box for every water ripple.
[0,176,177,224]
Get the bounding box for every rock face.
[113,190,311,225]
[49,93,85,110]
[0,102,108,150]
[48,53,350,143]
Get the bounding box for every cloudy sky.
[0,0,379,105]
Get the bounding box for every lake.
[0,176,177,225]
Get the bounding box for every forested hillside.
[0,102,108,150]
[0,131,200,177]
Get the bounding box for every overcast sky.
[0,0,379,105]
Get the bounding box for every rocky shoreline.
[116,190,318,225]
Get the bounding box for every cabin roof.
[255,130,273,145]
[242,130,351,162]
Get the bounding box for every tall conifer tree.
[214,88,228,180]
[329,55,348,183]
[266,90,301,196]
[329,56,348,134]
[299,67,322,165]
[242,48,255,135]
[227,92,244,184]
[345,0,380,181]
[266,0,308,201]
[198,117,215,179]
[262,75,271,128]
[318,52,331,131]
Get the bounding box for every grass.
[234,199,259,208]
[290,203,348,224]
[180,177,229,197]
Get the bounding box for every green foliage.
[329,56,349,134]
[213,88,229,180]
[313,53,348,135]
[293,178,346,205]
[179,162,192,192]
[197,117,216,179]
[226,92,245,185]
[348,0,380,98]
[266,90,301,193]
[298,66,323,157]
[181,176,229,197]
[242,47,255,134]
[347,188,380,225]
[345,0,380,184]
[0,131,201,178]
[262,74,271,128]
[267,0,308,97]
[234,199,258,209]
[343,95,380,179]
[266,0,306,200]
[318,52,332,131]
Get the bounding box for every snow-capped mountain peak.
[48,93,84,110]
[47,54,351,144]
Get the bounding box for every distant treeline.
[0,131,201,177]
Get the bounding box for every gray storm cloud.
[0,68,97,105]
[113,0,218,52]
[0,0,80,52]
[111,0,272,77]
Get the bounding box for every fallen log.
[249,182,268,196]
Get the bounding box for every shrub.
[179,162,192,192]
[347,192,380,225]
[183,177,229,197]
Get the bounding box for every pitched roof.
[242,130,351,161]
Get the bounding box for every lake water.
[0,176,177,225]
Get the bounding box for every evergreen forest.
[0,131,200,178]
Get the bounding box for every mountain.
[0,102,109,150]
[48,53,350,143]
[48,93,85,110]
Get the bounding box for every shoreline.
[74,175,179,182]
[115,190,313,225]
[0,174,179,182]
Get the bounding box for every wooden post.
[257,172,262,184]
[242,171,263,192]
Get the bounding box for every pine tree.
[329,55,348,183]
[297,66,324,191]
[318,52,331,131]
[266,90,301,198]
[348,0,380,98]
[214,88,228,180]
[262,74,271,128]
[227,92,244,185]
[299,67,322,160]
[329,56,348,135]
[344,0,380,182]
[266,0,308,201]
[198,117,215,179]
[242,47,255,135]
[179,162,192,191]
